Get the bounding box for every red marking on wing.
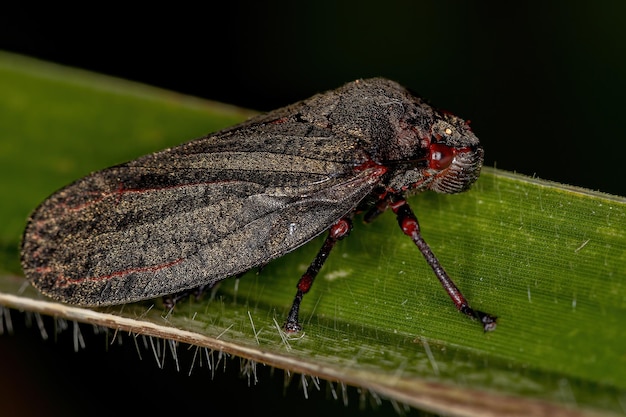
[114,181,125,206]
[354,159,387,176]
[268,117,288,124]
[46,258,185,288]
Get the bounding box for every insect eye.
[432,126,454,142]
[429,143,454,170]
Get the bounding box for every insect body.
[21,78,497,332]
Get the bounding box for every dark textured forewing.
[21,127,382,306]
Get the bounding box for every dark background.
[1,2,625,417]
[2,2,625,197]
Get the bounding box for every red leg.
[389,194,497,332]
[284,218,352,333]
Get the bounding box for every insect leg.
[163,284,213,309]
[163,273,245,308]
[388,194,497,332]
[363,196,389,224]
[284,218,353,333]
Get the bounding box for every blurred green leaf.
[1,51,624,417]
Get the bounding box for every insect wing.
[21,129,382,306]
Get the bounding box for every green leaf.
[1,51,624,417]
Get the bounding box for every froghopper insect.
[20,78,497,332]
